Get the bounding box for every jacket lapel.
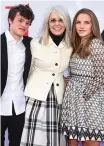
[22,36,32,86]
[1,33,8,72]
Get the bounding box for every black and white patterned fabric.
[61,38,104,141]
[20,84,62,146]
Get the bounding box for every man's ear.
[8,18,13,25]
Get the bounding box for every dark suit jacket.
[1,32,32,95]
[101,30,104,41]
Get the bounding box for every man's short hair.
[8,4,34,25]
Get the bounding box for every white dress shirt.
[0,29,26,116]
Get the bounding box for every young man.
[101,30,104,41]
[1,4,34,146]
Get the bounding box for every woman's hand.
[64,76,69,86]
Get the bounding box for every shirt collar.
[5,29,23,44]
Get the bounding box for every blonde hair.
[41,5,71,47]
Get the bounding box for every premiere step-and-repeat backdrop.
[1,0,104,36]
[0,1,104,146]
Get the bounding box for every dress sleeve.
[83,39,104,101]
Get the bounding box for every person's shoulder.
[1,32,6,45]
[31,37,40,45]
[23,36,33,42]
[31,37,40,42]
[101,30,104,40]
[90,38,104,54]
[91,38,104,46]
[1,32,5,37]
[101,30,104,35]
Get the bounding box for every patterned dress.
[61,38,104,141]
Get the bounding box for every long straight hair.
[71,8,101,58]
[41,5,72,48]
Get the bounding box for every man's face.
[9,12,31,40]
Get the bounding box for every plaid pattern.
[20,84,62,146]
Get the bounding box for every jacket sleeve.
[83,39,104,101]
[27,39,36,77]
[101,30,104,41]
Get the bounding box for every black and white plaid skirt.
[20,84,63,146]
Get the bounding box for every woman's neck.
[49,30,65,46]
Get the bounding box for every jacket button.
[56,83,59,86]
[52,73,55,76]
[55,63,58,66]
